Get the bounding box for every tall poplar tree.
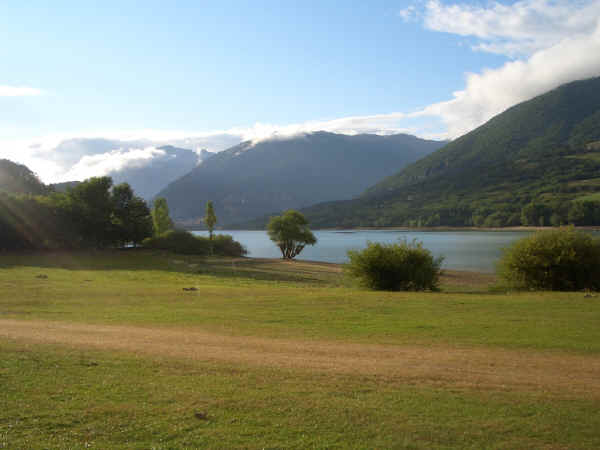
[151,197,174,236]
[204,201,217,240]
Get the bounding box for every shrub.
[211,234,247,257]
[345,240,444,291]
[498,227,600,291]
[142,230,211,255]
[142,230,247,257]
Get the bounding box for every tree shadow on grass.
[0,250,502,291]
[0,249,345,286]
[196,256,345,285]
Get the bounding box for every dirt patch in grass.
[2,318,598,399]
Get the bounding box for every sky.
[1,0,600,182]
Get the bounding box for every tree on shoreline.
[151,197,174,236]
[111,183,153,247]
[0,174,154,250]
[267,210,317,259]
[204,201,217,240]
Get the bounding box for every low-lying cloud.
[62,147,167,181]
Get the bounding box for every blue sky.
[1,2,502,134]
[2,0,600,181]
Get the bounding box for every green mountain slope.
[301,77,600,228]
[0,159,47,195]
[156,132,445,226]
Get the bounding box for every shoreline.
[186,225,600,232]
[235,255,496,275]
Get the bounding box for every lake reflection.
[192,230,538,272]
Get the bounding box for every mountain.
[109,145,212,199]
[50,181,81,192]
[300,76,600,228]
[0,159,47,195]
[156,132,446,226]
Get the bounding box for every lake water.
[192,230,539,272]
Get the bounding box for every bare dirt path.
[2,318,599,397]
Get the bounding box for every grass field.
[1,250,600,448]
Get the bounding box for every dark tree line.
[0,176,153,250]
[403,199,600,228]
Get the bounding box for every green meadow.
[1,250,600,448]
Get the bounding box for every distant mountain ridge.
[156,132,446,226]
[108,145,211,200]
[50,181,81,193]
[298,76,600,228]
[0,159,47,195]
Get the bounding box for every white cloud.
[412,3,600,137]
[424,0,600,57]
[62,147,166,181]
[399,5,419,22]
[0,85,43,97]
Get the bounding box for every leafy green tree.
[568,201,586,225]
[66,177,114,247]
[267,210,317,259]
[521,202,549,227]
[204,201,217,240]
[151,197,174,236]
[111,183,153,247]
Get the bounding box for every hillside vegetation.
[0,159,48,195]
[301,77,600,228]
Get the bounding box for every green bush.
[211,234,247,257]
[142,230,210,254]
[345,240,444,291]
[142,230,247,257]
[498,227,600,291]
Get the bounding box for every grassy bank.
[1,250,599,448]
[0,250,596,352]
[3,339,600,449]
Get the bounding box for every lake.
[192,230,539,272]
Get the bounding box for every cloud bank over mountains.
[412,0,600,137]
[62,147,170,182]
[2,0,599,184]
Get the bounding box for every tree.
[111,183,153,247]
[151,197,174,236]
[204,201,217,240]
[267,210,317,259]
[521,202,549,227]
[66,176,114,247]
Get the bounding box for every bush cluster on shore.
[345,240,444,291]
[142,230,247,257]
[498,227,600,291]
